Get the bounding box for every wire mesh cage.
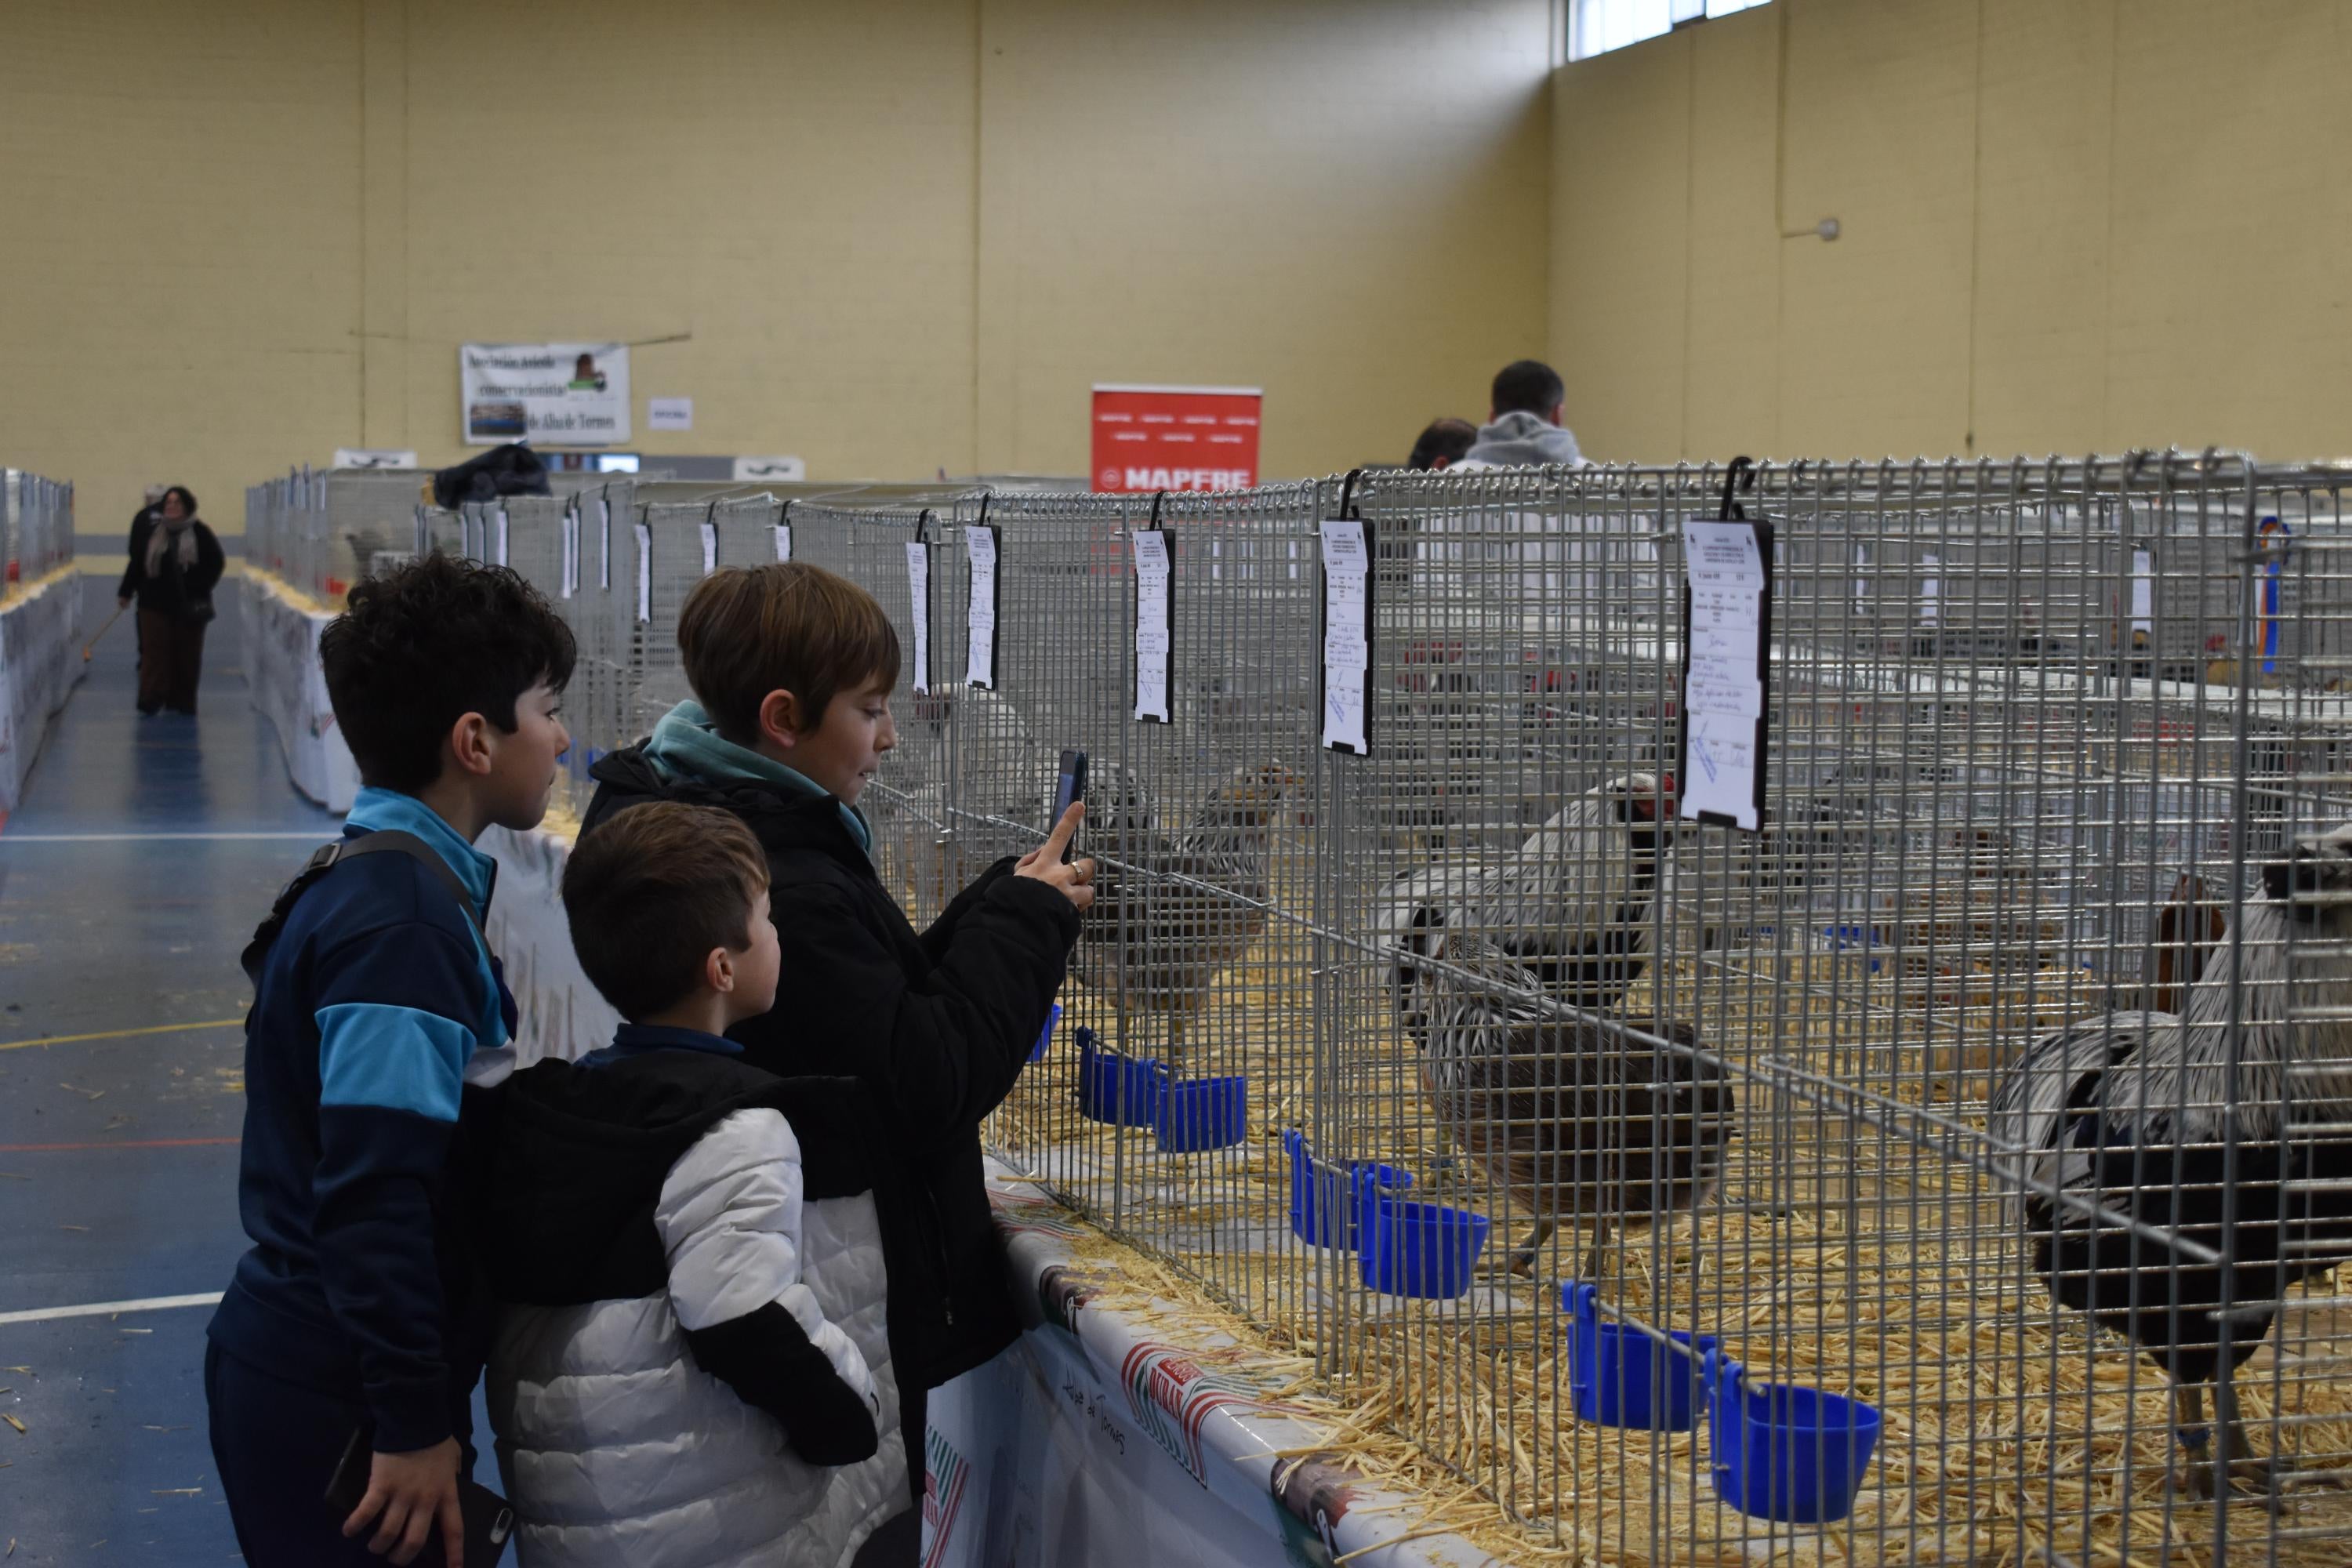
[3,469,74,586]
[233,448,2352,1562]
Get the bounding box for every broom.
[83,604,127,662]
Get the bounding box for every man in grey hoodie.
[1457,359,1585,469]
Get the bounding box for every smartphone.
[1051,749,1089,863]
[326,1427,515,1567]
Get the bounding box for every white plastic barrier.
[240,573,359,812]
[0,571,85,818]
[477,822,622,1066]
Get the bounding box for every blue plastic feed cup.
[1076,1033,1160,1127]
[1287,1136,1414,1250]
[1561,1283,1716,1432]
[1357,1190,1489,1300]
[1704,1349,1882,1523]
[1155,1074,1247,1152]
[1030,1002,1063,1063]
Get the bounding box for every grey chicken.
[1073,760,1297,1070]
[1417,922,1734,1279]
[1988,823,2352,1500]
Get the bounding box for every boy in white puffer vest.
[479,803,912,1566]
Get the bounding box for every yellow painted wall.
[0,0,1553,538]
[1549,0,2352,464]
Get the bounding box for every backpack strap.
[240,830,492,985]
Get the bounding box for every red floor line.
[0,1136,240,1152]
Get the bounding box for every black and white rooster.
[1988,823,2352,1499]
[1372,773,1678,1049]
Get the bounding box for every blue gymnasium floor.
[0,578,488,1563]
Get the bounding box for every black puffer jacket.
[582,746,1079,1390]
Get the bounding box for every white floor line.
[0,1291,224,1327]
[1,831,330,843]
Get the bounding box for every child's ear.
[757,690,801,750]
[707,945,735,995]
[446,711,496,778]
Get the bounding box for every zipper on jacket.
[923,1185,956,1327]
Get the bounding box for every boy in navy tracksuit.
[206,554,575,1568]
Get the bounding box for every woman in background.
[118,485,223,716]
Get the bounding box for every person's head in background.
[1406,419,1479,472]
[1490,359,1566,429]
[160,486,198,523]
[144,485,167,512]
[1496,359,1571,425]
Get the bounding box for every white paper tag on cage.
[1133,528,1173,723]
[1918,552,1940,626]
[699,521,718,576]
[2131,549,2154,634]
[560,505,579,599]
[1853,543,1870,617]
[1319,519,1370,753]
[773,523,793,563]
[493,509,510,568]
[1679,520,1769,831]
[905,539,931,695]
[964,524,999,688]
[597,497,612,590]
[634,523,652,624]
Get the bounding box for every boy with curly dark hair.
[206,554,575,1567]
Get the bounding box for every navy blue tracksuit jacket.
[207,787,517,1454]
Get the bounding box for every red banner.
[1091,385,1261,492]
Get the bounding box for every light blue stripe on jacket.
[316,1002,474,1121]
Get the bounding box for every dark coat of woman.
[118,485,224,716]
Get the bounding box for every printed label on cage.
[1918,552,1940,626]
[597,497,612,590]
[965,523,1000,688]
[773,523,793,563]
[906,539,931,695]
[561,504,579,599]
[634,523,652,624]
[1319,519,1370,753]
[2131,548,2154,634]
[493,509,510,568]
[699,520,717,576]
[1680,519,1769,830]
[1133,528,1172,722]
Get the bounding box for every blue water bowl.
[1283,1131,1412,1251]
[1155,1074,1248,1152]
[1356,1181,1489,1300]
[1817,925,1884,973]
[1030,1002,1064,1063]
[1704,1349,1882,1523]
[1075,1029,1161,1127]
[1561,1283,1716,1432]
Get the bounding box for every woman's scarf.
[144,516,200,579]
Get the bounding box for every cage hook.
[1717,456,1759,521]
[915,508,932,543]
[1338,466,1366,521]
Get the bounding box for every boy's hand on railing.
[343,1436,464,1566]
[1017,804,1097,912]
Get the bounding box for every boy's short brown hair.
[677,563,901,743]
[563,803,770,1021]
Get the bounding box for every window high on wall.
[1569,0,1769,62]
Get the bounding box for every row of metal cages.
[3,468,74,586]
[292,451,2352,1561]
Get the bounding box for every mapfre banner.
[459,343,631,447]
[1091,385,1261,492]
